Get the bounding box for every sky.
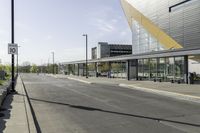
[0,0,132,65]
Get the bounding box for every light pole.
[51,52,55,74]
[82,34,88,78]
[11,0,15,92]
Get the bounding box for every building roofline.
[61,47,200,65]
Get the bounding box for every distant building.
[91,47,97,59]
[92,42,132,59]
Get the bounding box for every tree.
[19,61,31,73]
[30,64,38,73]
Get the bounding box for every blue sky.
[0,0,131,65]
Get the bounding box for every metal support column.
[184,55,188,84]
[126,60,130,80]
[108,62,111,78]
[77,64,79,76]
[95,62,98,77]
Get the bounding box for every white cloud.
[91,18,115,33]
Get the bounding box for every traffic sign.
[8,43,18,55]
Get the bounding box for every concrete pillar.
[77,64,79,76]
[83,63,86,76]
[127,59,138,80]
[79,63,84,76]
[73,64,76,75]
[184,55,188,84]
[108,62,111,78]
[67,64,70,75]
[126,60,130,80]
[95,62,98,77]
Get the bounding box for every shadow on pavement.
[29,97,200,127]
[0,94,14,132]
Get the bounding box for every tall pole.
[52,52,55,74]
[83,34,88,78]
[11,0,15,92]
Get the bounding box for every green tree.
[30,64,38,73]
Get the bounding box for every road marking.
[67,77,92,84]
[119,84,200,104]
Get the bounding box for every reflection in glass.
[150,58,157,79]
[158,58,166,80]
[175,57,184,80]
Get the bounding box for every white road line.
[119,84,200,104]
[67,77,92,84]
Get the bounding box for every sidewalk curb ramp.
[119,84,200,104]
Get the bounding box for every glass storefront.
[166,57,175,81]
[137,56,185,82]
[74,64,79,75]
[174,57,184,81]
[143,59,150,79]
[149,58,157,80]
[68,64,75,75]
[188,55,200,84]
[157,58,166,80]
[138,59,143,79]
[88,63,96,77]
[110,62,127,78]
[64,56,187,83]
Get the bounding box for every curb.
[19,76,37,133]
[67,77,92,84]
[119,84,200,104]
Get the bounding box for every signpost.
[8,43,18,55]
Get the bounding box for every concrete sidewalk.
[52,74,200,104]
[0,77,36,133]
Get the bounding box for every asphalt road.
[21,74,200,133]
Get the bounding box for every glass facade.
[157,58,166,80]
[132,20,164,54]
[174,57,184,80]
[143,59,150,79]
[149,58,157,80]
[127,0,200,54]
[166,57,175,81]
[137,56,185,82]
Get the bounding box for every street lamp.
[51,52,55,74]
[10,0,15,92]
[82,34,88,78]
